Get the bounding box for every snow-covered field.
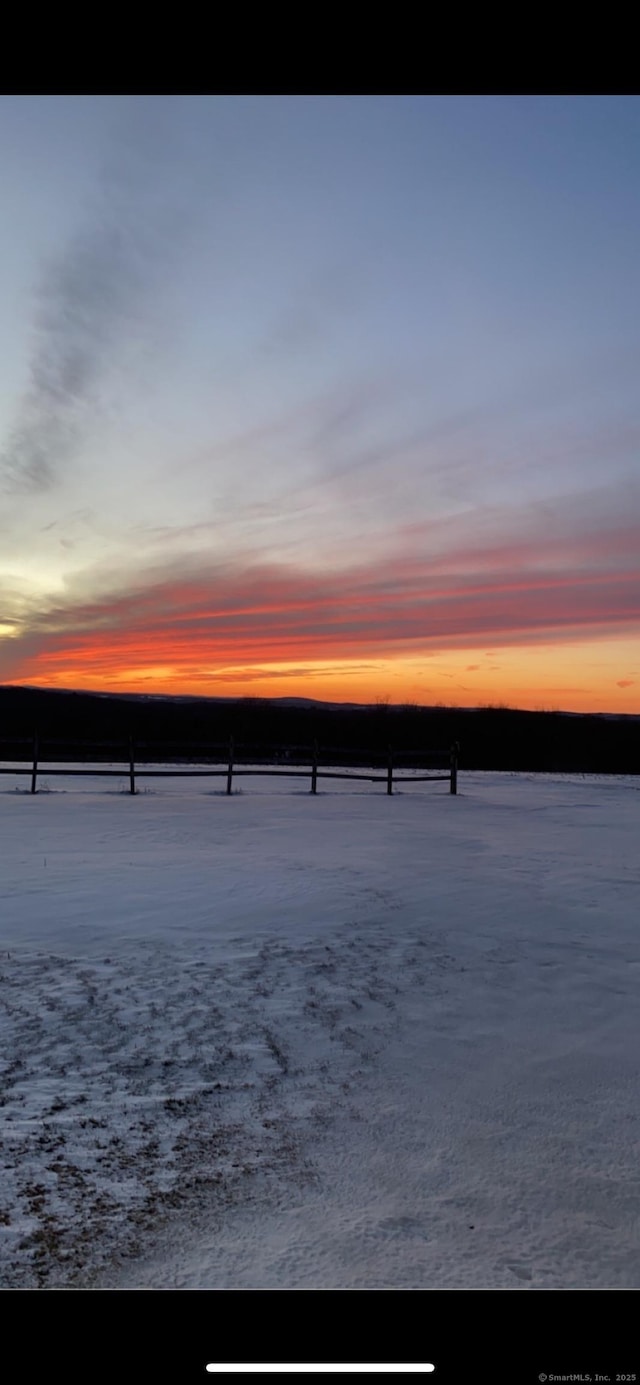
[0,767,638,1290]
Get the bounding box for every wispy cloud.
[0,115,180,495]
[2,492,640,688]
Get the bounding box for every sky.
[0,94,639,713]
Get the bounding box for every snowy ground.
[0,766,638,1289]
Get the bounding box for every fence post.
[311,739,318,794]
[450,741,459,795]
[226,736,234,795]
[129,736,136,795]
[31,731,39,794]
[387,743,393,795]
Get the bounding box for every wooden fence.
[0,735,459,796]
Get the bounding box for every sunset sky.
[1,95,639,712]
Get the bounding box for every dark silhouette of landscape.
[1,686,638,776]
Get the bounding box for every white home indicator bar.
[205,1368,435,1375]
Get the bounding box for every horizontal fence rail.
[0,735,460,796]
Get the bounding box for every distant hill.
[1,685,639,774]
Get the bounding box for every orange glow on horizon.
[2,546,639,714]
[6,642,640,715]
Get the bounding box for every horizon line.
[1,682,639,720]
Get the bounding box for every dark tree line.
[0,686,638,775]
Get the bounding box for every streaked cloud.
[0,112,183,495]
[0,96,639,712]
[2,482,639,692]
